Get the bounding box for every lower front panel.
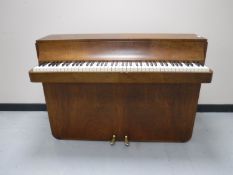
[43,83,201,142]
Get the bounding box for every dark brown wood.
[36,34,207,63]
[43,83,200,141]
[30,70,213,84]
[29,34,213,142]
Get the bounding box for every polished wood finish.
[29,34,213,142]
[30,71,212,83]
[43,83,200,142]
[36,34,207,62]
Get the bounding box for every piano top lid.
[37,33,207,42]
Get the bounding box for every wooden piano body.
[29,34,212,142]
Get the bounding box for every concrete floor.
[0,112,233,175]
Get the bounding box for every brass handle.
[110,135,116,145]
[124,136,129,146]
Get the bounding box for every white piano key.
[190,62,199,72]
[33,66,39,72]
[130,62,136,72]
[141,62,147,72]
[166,62,173,72]
[44,63,52,72]
[180,62,188,72]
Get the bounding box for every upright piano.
[29,34,213,145]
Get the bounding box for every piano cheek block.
[29,34,213,142]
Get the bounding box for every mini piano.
[29,34,213,145]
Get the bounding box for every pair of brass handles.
[110,135,129,146]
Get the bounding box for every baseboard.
[197,105,233,112]
[0,103,233,112]
[0,104,46,111]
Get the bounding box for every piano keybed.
[32,61,210,72]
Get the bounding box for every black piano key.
[75,61,81,66]
[48,62,54,66]
[54,61,60,65]
[63,61,70,66]
[52,62,58,66]
[65,62,71,66]
[54,61,60,66]
[170,61,174,66]
[74,61,79,66]
[184,62,189,66]
[194,62,201,67]
[174,62,179,66]
[153,61,157,66]
[149,62,153,66]
[80,62,85,66]
[87,61,92,66]
[72,61,76,66]
[39,62,46,66]
[62,61,67,66]
[178,61,183,66]
[48,62,53,66]
[51,62,57,67]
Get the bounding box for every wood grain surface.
[30,71,212,83]
[36,34,207,62]
[43,83,200,141]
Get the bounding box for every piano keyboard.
[32,61,210,72]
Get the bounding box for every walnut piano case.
[29,34,213,142]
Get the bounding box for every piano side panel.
[43,83,200,142]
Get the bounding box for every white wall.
[0,0,232,104]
